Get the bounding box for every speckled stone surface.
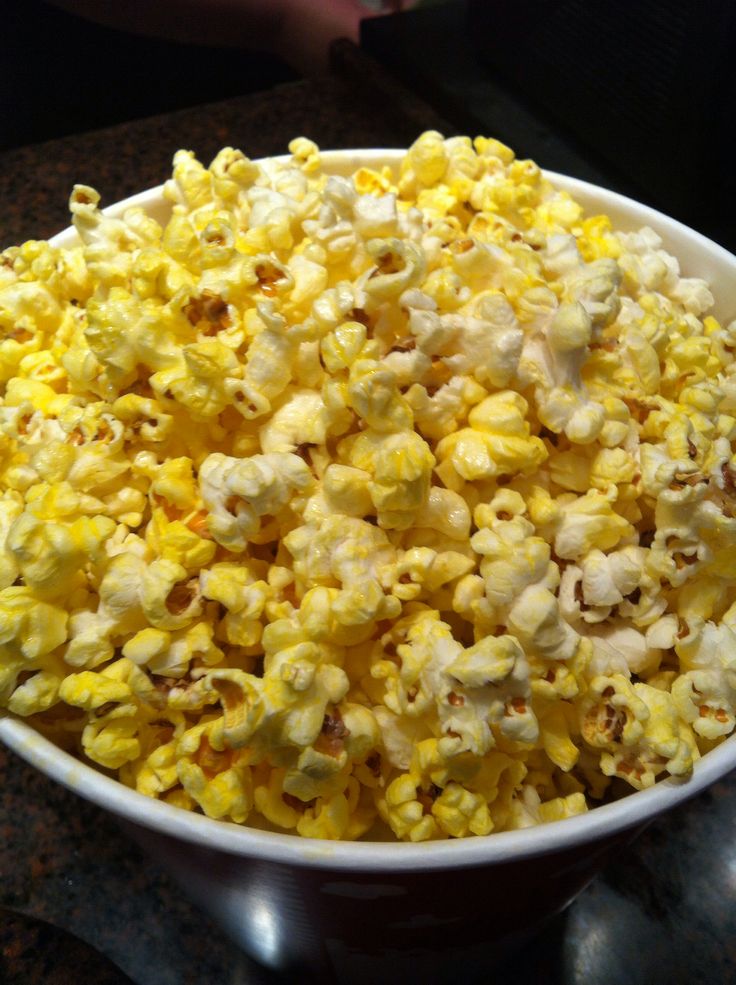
[0,905,135,984]
[1,44,736,985]
[0,746,270,985]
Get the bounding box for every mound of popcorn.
[1,132,734,841]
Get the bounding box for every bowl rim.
[3,712,734,870]
[2,148,735,872]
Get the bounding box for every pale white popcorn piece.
[199,451,314,551]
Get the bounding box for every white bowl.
[2,150,735,983]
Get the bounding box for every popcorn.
[435,391,547,484]
[2,132,733,840]
[59,670,133,710]
[82,714,142,770]
[6,670,62,716]
[176,730,254,823]
[672,669,736,740]
[580,675,698,788]
[198,451,314,550]
[342,427,435,529]
[0,587,68,660]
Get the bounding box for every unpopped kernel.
[1,133,733,840]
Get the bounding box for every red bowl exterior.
[126,818,645,982]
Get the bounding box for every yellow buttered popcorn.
[2,132,734,841]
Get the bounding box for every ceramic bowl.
[2,150,735,984]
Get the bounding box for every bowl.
[2,149,736,984]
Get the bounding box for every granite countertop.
[1,41,735,985]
